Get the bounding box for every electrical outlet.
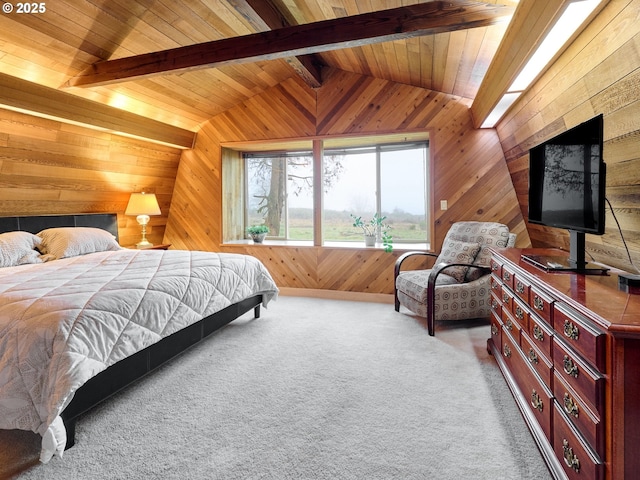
[440,200,448,210]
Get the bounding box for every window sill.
[223,239,429,251]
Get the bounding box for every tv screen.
[528,114,605,235]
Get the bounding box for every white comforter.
[0,249,278,462]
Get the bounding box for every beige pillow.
[435,241,481,283]
[0,231,43,267]
[37,227,121,259]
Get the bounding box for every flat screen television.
[524,114,608,273]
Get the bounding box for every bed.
[0,213,279,463]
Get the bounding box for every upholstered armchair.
[394,221,516,336]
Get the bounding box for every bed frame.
[0,213,262,449]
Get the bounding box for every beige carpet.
[0,296,552,479]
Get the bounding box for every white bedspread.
[0,249,278,462]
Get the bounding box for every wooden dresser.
[488,248,640,480]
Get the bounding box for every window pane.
[287,156,314,240]
[381,146,427,242]
[323,152,376,242]
[246,157,274,229]
[246,154,314,241]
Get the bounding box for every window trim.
[228,134,431,247]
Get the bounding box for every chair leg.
[394,289,400,312]
[426,285,436,336]
[427,313,435,336]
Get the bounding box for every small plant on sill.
[350,213,393,252]
[247,224,269,243]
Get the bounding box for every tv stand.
[521,230,609,274]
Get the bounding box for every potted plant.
[350,213,393,252]
[247,224,269,243]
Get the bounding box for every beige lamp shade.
[125,192,161,216]
[125,192,161,248]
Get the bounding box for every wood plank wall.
[0,107,181,246]
[165,68,528,294]
[497,0,640,273]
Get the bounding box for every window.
[246,152,314,240]
[322,143,429,243]
[239,138,429,245]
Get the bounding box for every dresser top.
[492,248,640,337]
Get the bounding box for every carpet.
[0,296,551,479]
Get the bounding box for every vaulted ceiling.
[0,0,519,132]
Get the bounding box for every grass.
[251,208,427,242]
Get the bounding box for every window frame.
[225,135,431,248]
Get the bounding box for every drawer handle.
[516,281,525,294]
[492,263,499,271]
[533,295,544,311]
[533,324,544,342]
[505,318,513,331]
[503,271,511,282]
[502,292,510,304]
[563,320,580,341]
[492,298,499,310]
[491,323,498,336]
[503,343,511,358]
[528,348,539,365]
[563,393,580,418]
[563,355,579,378]
[562,439,581,473]
[515,306,524,321]
[531,389,543,412]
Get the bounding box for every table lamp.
[125,192,161,248]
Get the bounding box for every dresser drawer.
[502,307,522,344]
[554,303,606,373]
[528,313,554,361]
[553,337,605,417]
[554,371,604,458]
[513,274,530,304]
[521,331,552,389]
[490,309,502,350]
[502,329,553,442]
[490,258,502,278]
[490,290,502,317]
[501,263,515,290]
[501,285,514,315]
[491,274,502,295]
[530,285,554,325]
[512,296,529,331]
[553,403,603,480]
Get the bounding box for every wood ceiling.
[0,0,519,133]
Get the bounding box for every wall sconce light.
[125,192,161,248]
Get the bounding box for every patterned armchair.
[394,221,516,336]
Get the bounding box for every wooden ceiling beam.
[0,73,195,149]
[238,0,323,87]
[66,1,513,88]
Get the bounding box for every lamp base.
[135,240,154,249]
[135,214,153,249]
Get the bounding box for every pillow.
[465,246,489,282]
[0,231,43,267]
[37,227,121,259]
[434,241,481,283]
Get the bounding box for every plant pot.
[251,233,267,243]
[364,234,376,247]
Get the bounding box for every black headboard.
[0,213,119,241]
